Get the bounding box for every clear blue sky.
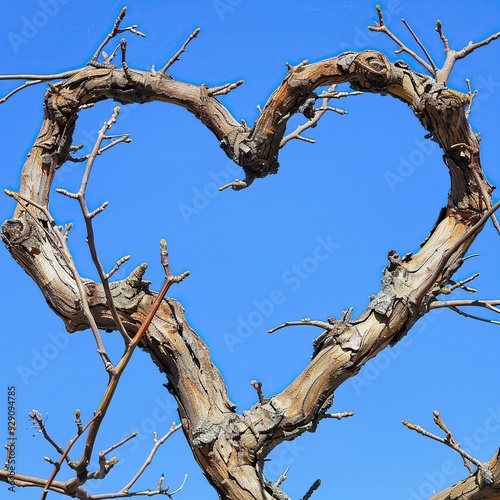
[1,1,499,499]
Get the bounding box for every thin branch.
[0,70,80,81]
[160,28,200,74]
[401,18,438,74]
[89,7,145,65]
[250,380,266,404]
[121,423,182,493]
[0,80,42,104]
[207,79,244,97]
[402,410,490,476]
[300,479,321,500]
[445,273,479,293]
[274,467,289,488]
[73,240,189,479]
[324,411,354,420]
[440,305,500,325]
[41,413,100,500]
[436,18,500,84]
[368,5,435,76]
[29,410,66,459]
[4,189,113,371]
[465,78,477,119]
[268,318,334,334]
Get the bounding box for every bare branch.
[160,27,200,74]
[402,411,494,479]
[368,5,435,75]
[268,318,335,334]
[436,18,500,84]
[401,17,438,73]
[121,423,182,493]
[89,7,145,65]
[300,479,321,500]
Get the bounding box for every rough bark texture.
[1,49,497,499]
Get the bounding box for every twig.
[401,18,437,74]
[121,423,182,493]
[402,411,488,476]
[0,80,42,104]
[89,7,145,65]
[29,410,66,459]
[275,467,289,488]
[56,106,131,345]
[4,189,113,371]
[0,70,80,81]
[281,86,360,147]
[218,179,249,192]
[436,19,500,84]
[207,79,244,97]
[160,28,200,74]
[368,5,435,76]
[41,413,99,500]
[120,38,133,81]
[269,318,334,334]
[300,479,321,500]
[324,411,354,420]
[73,239,189,478]
[445,273,479,293]
[465,78,477,119]
[250,380,266,404]
[439,305,500,325]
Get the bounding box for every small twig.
[207,79,244,97]
[0,70,80,82]
[0,80,42,104]
[275,467,290,488]
[324,411,354,420]
[104,255,131,280]
[465,78,478,119]
[121,423,182,493]
[89,7,145,65]
[4,189,113,372]
[29,410,67,458]
[41,413,100,500]
[401,18,438,74]
[445,273,479,293]
[73,239,189,476]
[120,38,133,81]
[160,27,200,74]
[402,411,488,475]
[218,179,249,192]
[369,5,434,76]
[281,86,360,147]
[300,479,321,500]
[250,380,266,404]
[436,19,500,84]
[446,301,500,325]
[269,318,334,334]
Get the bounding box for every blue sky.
[1,1,500,499]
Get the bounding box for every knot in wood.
[350,51,391,92]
